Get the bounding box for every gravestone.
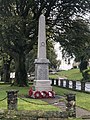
[33,14,52,92]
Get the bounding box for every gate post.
[6,90,19,110]
[65,93,76,117]
[66,80,69,88]
[81,81,85,91]
[72,81,76,90]
[60,80,63,87]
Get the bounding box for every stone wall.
[0,110,68,120]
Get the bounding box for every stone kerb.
[0,110,68,120]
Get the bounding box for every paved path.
[42,95,90,119]
[76,107,90,118]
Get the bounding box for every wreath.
[29,87,33,97]
[41,91,49,98]
[48,91,55,98]
[34,91,42,98]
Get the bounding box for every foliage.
[0,0,90,86]
[79,57,88,72]
[82,68,90,81]
[56,19,90,60]
[47,41,58,69]
[0,49,12,82]
[25,45,37,73]
[26,41,58,73]
[78,56,90,81]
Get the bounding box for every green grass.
[49,69,83,80]
[54,86,90,111]
[0,84,59,111]
[0,83,90,119]
[68,118,82,120]
[49,74,59,79]
[18,98,59,111]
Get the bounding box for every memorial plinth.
[29,14,53,98]
[34,14,52,92]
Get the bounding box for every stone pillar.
[60,80,63,87]
[56,79,58,86]
[72,81,76,90]
[81,81,85,91]
[51,79,54,86]
[6,90,19,110]
[66,80,69,88]
[37,14,46,59]
[65,93,76,117]
[34,14,52,92]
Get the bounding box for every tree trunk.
[3,63,10,82]
[14,53,28,86]
[3,57,12,83]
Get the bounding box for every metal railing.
[50,78,90,92]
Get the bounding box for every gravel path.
[42,95,90,118]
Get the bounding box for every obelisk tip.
[40,14,45,18]
[38,13,46,58]
[41,13,44,16]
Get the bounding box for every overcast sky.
[54,42,75,70]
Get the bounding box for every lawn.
[49,68,83,80]
[0,84,90,111]
[0,84,59,111]
[68,118,83,120]
[0,84,90,120]
[53,86,90,111]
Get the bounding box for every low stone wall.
[0,110,68,120]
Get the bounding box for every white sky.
[54,42,62,60]
[54,42,74,70]
[54,13,90,70]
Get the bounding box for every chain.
[0,96,7,101]
[0,95,59,106]
[18,96,57,105]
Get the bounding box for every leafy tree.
[47,41,58,69]
[56,18,90,59]
[0,48,12,82]
[57,19,90,80]
[0,0,90,86]
[26,45,37,74]
[26,41,58,74]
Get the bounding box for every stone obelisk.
[34,14,52,91]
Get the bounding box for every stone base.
[29,80,54,98]
[33,80,52,91]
